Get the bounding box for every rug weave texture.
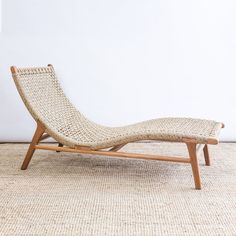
[0,143,235,236]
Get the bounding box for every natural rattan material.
[12,66,223,149]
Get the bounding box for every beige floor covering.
[0,143,235,236]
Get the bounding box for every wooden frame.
[20,121,221,190]
[11,65,224,190]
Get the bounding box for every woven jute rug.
[0,143,235,236]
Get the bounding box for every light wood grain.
[35,145,191,164]
[186,142,201,190]
[21,122,45,170]
[203,144,210,166]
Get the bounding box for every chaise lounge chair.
[10,65,224,189]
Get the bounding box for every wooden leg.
[21,122,45,170]
[186,143,201,190]
[56,143,63,152]
[203,144,210,166]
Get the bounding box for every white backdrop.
[0,0,235,142]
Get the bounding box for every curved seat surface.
[12,66,223,150]
[66,117,223,149]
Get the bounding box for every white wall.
[0,0,235,142]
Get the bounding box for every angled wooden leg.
[56,143,63,152]
[21,122,45,170]
[186,143,201,190]
[203,144,210,166]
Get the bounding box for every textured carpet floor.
[0,143,235,236]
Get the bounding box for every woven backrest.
[11,65,94,146]
[11,65,223,149]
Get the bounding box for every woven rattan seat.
[11,65,224,189]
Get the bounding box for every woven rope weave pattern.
[12,66,223,149]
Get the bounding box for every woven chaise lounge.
[11,65,224,189]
